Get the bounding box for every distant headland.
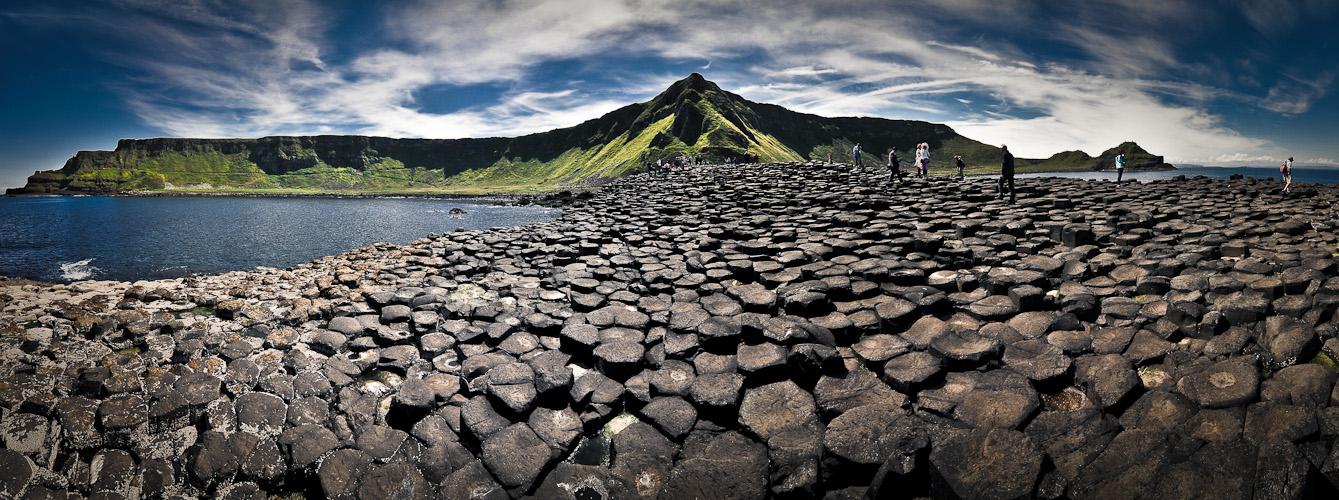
[6,74,1173,197]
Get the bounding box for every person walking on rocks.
[998,144,1016,203]
[1282,156,1294,193]
[852,143,863,167]
[954,155,965,180]
[887,146,904,183]
[1114,150,1126,187]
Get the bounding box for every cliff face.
[7,75,1166,195]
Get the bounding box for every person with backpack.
[887,146,903,183]
[1115,151,1126,187]
[998,144,1016,203]
[1282,156,1294,193]
[852,144,863,167]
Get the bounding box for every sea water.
[0,196,560,283]
[1013,165,1339,184]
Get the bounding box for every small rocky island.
[2,162,1337,499]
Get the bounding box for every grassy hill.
[7,75,1169,195]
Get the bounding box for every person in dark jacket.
[954,155,965,180]
[998,145,1015,203]
[887,147,903,183]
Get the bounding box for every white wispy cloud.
[30,0,1330,166]
[1211,153,1278,164]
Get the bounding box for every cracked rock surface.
[3,162,1339,498]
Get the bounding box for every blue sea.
[1015,165,1339,184]
[0,196,559,283]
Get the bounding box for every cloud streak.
[25,0,1335,164]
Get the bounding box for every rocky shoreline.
[3,162,1339,499]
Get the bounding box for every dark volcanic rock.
[1002,340,1071,381]
[662,432,768,500]
[14,160,1339,498]
[929,427,1042,500]
[824,403,924,466]
[1178,358,1260,409]
[690,372,745,409]
[480,423,552,492]
[1068,429,1170,499]
[278,424,340,471]
[1075,354,1139,408]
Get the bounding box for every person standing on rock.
[919,142,931,177]
[1282,156,1294,193]
[887,146,904,183]
[954,155,965,180]
[913,144,924,177]
[852,144,863,167]
[998,144,1016,203]
[1115,150,1126,187]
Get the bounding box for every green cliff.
[7,74,1169,195]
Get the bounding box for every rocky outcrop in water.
[2,162,1338,499]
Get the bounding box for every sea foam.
[59,259,100,281]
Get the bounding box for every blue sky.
[2,0,1337,188]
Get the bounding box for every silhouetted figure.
[998,145,1015,203]
[887,147,903,183]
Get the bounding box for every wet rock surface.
[3,163,1339,498]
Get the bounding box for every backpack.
[1281,163,1287,173]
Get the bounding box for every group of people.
[857,142,1017,203]
[650,144,1296,197]
[645,154,708,175]
[852,142,966,184]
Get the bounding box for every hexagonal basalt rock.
[1178,358,1260,409]
[1002,340,1071,381]
[690,372,745,409]
[480,423,552,492]
[929,427,1042,500]
[825,403,925,467]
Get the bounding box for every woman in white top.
[919,143,931,177]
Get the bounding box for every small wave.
[60,259,101,281]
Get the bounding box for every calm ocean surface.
[0,196,559,283]
[1015,165,1339,184]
